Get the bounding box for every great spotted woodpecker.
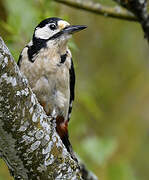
[17,17,87,161]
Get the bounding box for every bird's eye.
[49,23,56,30]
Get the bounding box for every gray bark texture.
[113,0,149,41]
[0,37,98,180]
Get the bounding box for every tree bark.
[54,0,149,41]
[113,0,149,41]
[54,0,149,42]
[0,37,97,180]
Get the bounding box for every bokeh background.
[0,0,149,179]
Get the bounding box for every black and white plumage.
[18,17,86,161]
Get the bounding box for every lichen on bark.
[0,37,82,180]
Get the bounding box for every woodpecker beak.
[62,25,87,34]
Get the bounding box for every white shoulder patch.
[28,40,33,46]
[21,47,28,57]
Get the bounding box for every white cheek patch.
[35,25,59,40]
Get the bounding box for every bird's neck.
[47,39,68,56]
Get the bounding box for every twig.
[54,0,137,22]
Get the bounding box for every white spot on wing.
[28,40,33,46]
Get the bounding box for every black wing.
[68,58,75,121]
[17,53,23,67]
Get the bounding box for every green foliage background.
[0,0,149,179]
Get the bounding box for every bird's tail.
[61,131,78,162]
[56,116,78,162]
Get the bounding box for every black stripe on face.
[27,38,47,62]
[48,30,64,40]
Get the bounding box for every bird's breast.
[33,56,70,113]
[20,47,71,119]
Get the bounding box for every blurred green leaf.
[79,136,117,166]
[108,161,137,180]
[79,92,103,120]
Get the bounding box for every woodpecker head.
[25,17,86,62]
[33,17,87,46]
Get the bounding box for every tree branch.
[0,37,97,180]
[54,0,149,41]
[113,0,149,41]
[54,0,137,22]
